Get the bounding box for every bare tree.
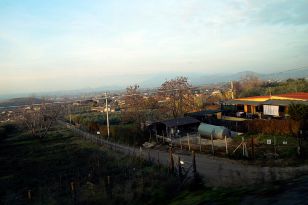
[233,74,263,97]
[122,85,146,127]
[240,74,262,90]
[144,95,160,121]
[158,76,196,118]
[21,101,63,139]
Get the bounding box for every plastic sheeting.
[263,105,279,116]
[198,123,231,139]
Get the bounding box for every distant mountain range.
[0,97,48,108]
[1,68,307,100]
[140,68,308,88]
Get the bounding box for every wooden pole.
[149,131,152,142]
[169,147,174,174]
[139,146,142,158]
[180,138,182,150]
[192,151,196,174]
[297,133,301,157]
[70,181,74,192]
[178,156,182,179]
[224,135,228,155]
[242,137,244,157]
[157,151,160,166]
[28,190,32,201]
[211,132,214,156]
[188,134,191,151]
[199,136,202,152]
[233,142,243,154]
[251,136,255,160]
[148,151,151,162]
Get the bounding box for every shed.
[149,116,200,137]
[185,110,221,122]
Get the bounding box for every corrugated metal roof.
[223,100,262,106]
[263,99,308,106]
[275,92,308,100]
[234,92,308,102]
[160,116,200,127]
[185,110,221,117]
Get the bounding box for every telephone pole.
[105,92,110,140]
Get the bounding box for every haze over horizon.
[1,0,308,95]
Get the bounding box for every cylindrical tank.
[198,123,230,139]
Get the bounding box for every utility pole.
[69,104,72,124]
[230,81,234,99]
[105,92,110,140]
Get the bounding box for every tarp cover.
[198,123,231,139]
[263,105,279,116]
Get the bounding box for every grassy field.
[0,122,182,205]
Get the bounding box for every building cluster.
[223,92,308,119]
[147,92,308,140]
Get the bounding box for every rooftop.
[234,92,308,102]
[275,92,308,100]
[160,116,200,127]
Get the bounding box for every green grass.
[0,123,180,205]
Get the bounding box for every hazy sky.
[1,0,308,94]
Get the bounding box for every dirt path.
[240,176,308,205]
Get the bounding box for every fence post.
[225,135,228,155]
[251,136,255,160]
[199,135,202,152]
[169,147,174,174]
[187,134,191,151]
[139,147,142,158]
[211,132,214,156]
[192,151,196,174]
[178,156,183,180]
[157,151,160,166]
[180,138,182,150]
[148,151,151,162]
[28,190,32,201]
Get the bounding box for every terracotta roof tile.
[275,92,308,100]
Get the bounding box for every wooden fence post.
[251,136,255,160]
[169,147,174,174]
[157,151,160,167]
[199,136,202,152]
[211,132,214,156]
[192,151,196,174]
[187,134,191,151]
[28,190,32,201]
[148,151,151,162]
[225,135,228,155]
[178,156,182,180]
[180,138,182,150]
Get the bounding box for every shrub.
[245,119,300,135]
